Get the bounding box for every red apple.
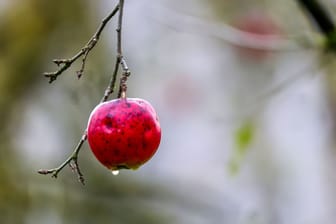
[87,98,161,171]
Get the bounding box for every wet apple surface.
[87,98,161,171]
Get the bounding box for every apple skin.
[87,98,161,171]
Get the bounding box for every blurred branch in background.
[296,0,336,50]
[150,4,316,52]
[296,0,335,35]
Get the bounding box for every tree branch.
[38,133,87,184]
[151,5,308,52]
[44,4,120,83]
[38,0,129,184]
[296,0,336,49]
[296,0,335,36]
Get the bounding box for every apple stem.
[121,90,126,99]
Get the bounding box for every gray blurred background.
[1,0,336,223]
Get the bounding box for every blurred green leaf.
[228,120,255,174]
[235,121,254,152]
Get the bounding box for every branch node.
[37,169,53,175]
[43,72,58,83]
[53,59,68,66]
[76,71,83,79]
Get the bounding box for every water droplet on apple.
[111,170,119,176]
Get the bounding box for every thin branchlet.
[44,4,120,83]
[38,133,87,184]
[101,56,121,102]
[38,0,130,184]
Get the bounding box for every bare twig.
[38,133,87,184]
[101,56,121,102]
[44,4,120,83]
[38,0,129,184]
[296,0,335,36]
